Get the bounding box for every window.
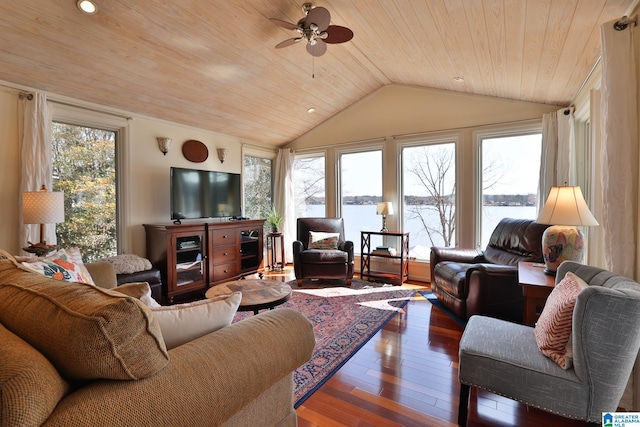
[243,155,272,220]
[401,142,456,260]
[52,122,117,261]
[293,154,326,218]
[339,150,382,246]
[480,133,542,247]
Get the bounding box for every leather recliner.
[430,218,549,323]
[293,217,354,286]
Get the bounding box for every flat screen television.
[170,167,242,222]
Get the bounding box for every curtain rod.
[615,15,637,30]
[17,90,132,120]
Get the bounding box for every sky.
[338,133,542,197]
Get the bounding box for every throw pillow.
[0,256,169,381]
[534,271,589,369]
[116,281,162,308]
[66,247,96,286]
[308,231,340,249]
[151,292,242,350]
[20,248,95,285]
[97,254,153,275]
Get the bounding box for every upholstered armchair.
[430,218,549,323]
[293,218,354,286]
[458,261,640,425]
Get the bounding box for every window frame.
[473,123,543,248]
[397,134,460,259]
[292,151,327,218]
[50,103,129,253]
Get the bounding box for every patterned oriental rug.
[232,280,416,407]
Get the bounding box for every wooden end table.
[205,279,292,315]
[518,261,555,326]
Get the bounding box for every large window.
[293,154,326,218]
[480,133,542,247]
[402,142,456,260]
[243,155,273,220]
[339,150,382,246]
[52,122,117,261]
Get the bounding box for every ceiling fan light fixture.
[77,0,98,14]
[453,76,465,82]
[307,107,316,113]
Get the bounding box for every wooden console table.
[518,261,555,326]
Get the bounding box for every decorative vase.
[541,225,585,275]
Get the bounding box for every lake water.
[301,204,537,258]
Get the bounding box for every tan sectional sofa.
[0,252,315,426]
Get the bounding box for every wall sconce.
[22,185,65,256]
[157,137,172,156]
[217,148,228,164]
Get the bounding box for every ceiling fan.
[270,3,354,57]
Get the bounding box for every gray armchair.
[293,217,354,286]
[458,261,640,426]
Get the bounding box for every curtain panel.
[600,17,639,411]
[273,148,296,263]
[19,92,54,250]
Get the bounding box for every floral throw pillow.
[308,231,340,249]
[21,249,95,285]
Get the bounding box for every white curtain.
[273,148,296,263]
[600,17,639,411]
[538,107,575,212]
[19,92,54,249]
[600,19,639,279]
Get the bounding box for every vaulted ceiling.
[0,0,635,146]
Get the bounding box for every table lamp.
[376,202,393,232]
[536,184,598,275]
[22,185,65,256]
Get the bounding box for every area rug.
[419,290,467,328]
[232,283,416,407]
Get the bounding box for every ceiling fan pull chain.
[312,56,315,79]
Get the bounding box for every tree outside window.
[52,122,117,261]
[243,155,272,222]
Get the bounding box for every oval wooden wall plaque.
[182,140,209,163]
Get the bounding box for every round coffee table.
[205,279,292,315]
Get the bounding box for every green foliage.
[266,206,283,228]
[52,122,117,261]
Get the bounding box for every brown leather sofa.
[293,217,354,286]
[430,218,549,323]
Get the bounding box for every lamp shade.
[536,185,598,226]
[23,190,65,224]
[376,202,394,216]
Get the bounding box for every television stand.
[144,220,265,304]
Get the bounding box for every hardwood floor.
[260,268,586,427]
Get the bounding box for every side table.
[518,261,555,326]
[267,232,284,271]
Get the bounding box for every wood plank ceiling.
[0,0,634,146]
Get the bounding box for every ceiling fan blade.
[269,18,299,31]
[305,6,331,31]
[324,25,354,44]
[275,38,301,49]
[306,41,327,57]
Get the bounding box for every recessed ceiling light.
[77,0,98,14]
[453,76,465,83]
[307,107,316,113]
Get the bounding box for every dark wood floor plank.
[254,269,585,427]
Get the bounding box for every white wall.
[0,84,277,256]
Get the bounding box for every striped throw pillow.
[534,271,588,369]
